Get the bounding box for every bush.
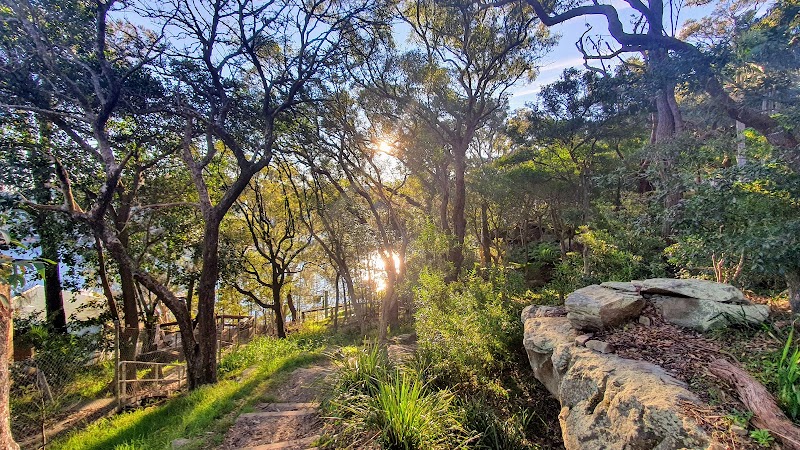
[413,268,523,385]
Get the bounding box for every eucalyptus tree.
[226,161,312,339]
[357,0,554,280]
[299,92,412,340]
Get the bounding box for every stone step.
[258,402,320,412]
[237,434,320,450]
[237,409,318,420]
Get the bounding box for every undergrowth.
[324,268,563,449]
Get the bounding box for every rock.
[565,285,645,331]
[575,333,594,346]
[171,438,191,449]
[639,278,747,304]
[521,305,566,321]
[584,339,614,354]
[638,316,652,326]
[600,281,641,293]
[652,295,770,332]
[522,312,713,450]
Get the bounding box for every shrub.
[413,268,522,385]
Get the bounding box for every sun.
[377,140,393,154]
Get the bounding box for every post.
[114,320,120,410]
[323,291,328,318]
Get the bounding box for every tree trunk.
[709,359,800,450]
[448,142,468,281]
[190,222,220,388]
[0,284,20,450]
[273,293,286,339]
[286,292,297,324]
[786,269,800,315]
[41,241,67,334]
[480,202,491,269]
[333,273,340,332]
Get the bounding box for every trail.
[218,361,333,450]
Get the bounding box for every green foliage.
[777,327,800,421]
[749,429,775,447]
[460,398,538,450]
[413,268,522,384]
[369,372,462,450]
[669,163,800,287]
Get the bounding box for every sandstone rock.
[600,281,641,293]
[639,278,747,304]
[523,313,713,450]
[639,316,652,326]
[584,339,614,353]
[575,333,593,346]
[521,304,566,322]
[652,295,769,332]
[565,285,644,331]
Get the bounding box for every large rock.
[652,295,770,332]
[639,278,747,304]
[523,306,713,449]
[565,285,644,331]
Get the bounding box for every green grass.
[50,330,331,450]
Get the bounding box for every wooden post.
[323,291,328,318]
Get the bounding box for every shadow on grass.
[51,352,321,450]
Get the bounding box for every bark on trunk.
[0,284,20,450]
[189,222,221,388]
[710,358,800,450]
[333,273,340,331]
[273,284,286,339]
[480,202,491,269]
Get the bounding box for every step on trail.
[219,364,332,450]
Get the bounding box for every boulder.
[565,285,644,331]
[600,281,641,293]
[522,306,713,450]
[652,295,770,332]
[639,278,747,304]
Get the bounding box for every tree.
[228,163,312,338]
[513,0,800,160]
[0,0,384,388]
[358,0,554,279]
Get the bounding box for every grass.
[49,321,344,450]
[325,345,470,450]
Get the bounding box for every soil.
[218,361,333,449]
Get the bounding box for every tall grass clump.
[325,345,470,449]
[777,327,800,421]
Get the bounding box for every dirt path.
[218,361,334,450]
